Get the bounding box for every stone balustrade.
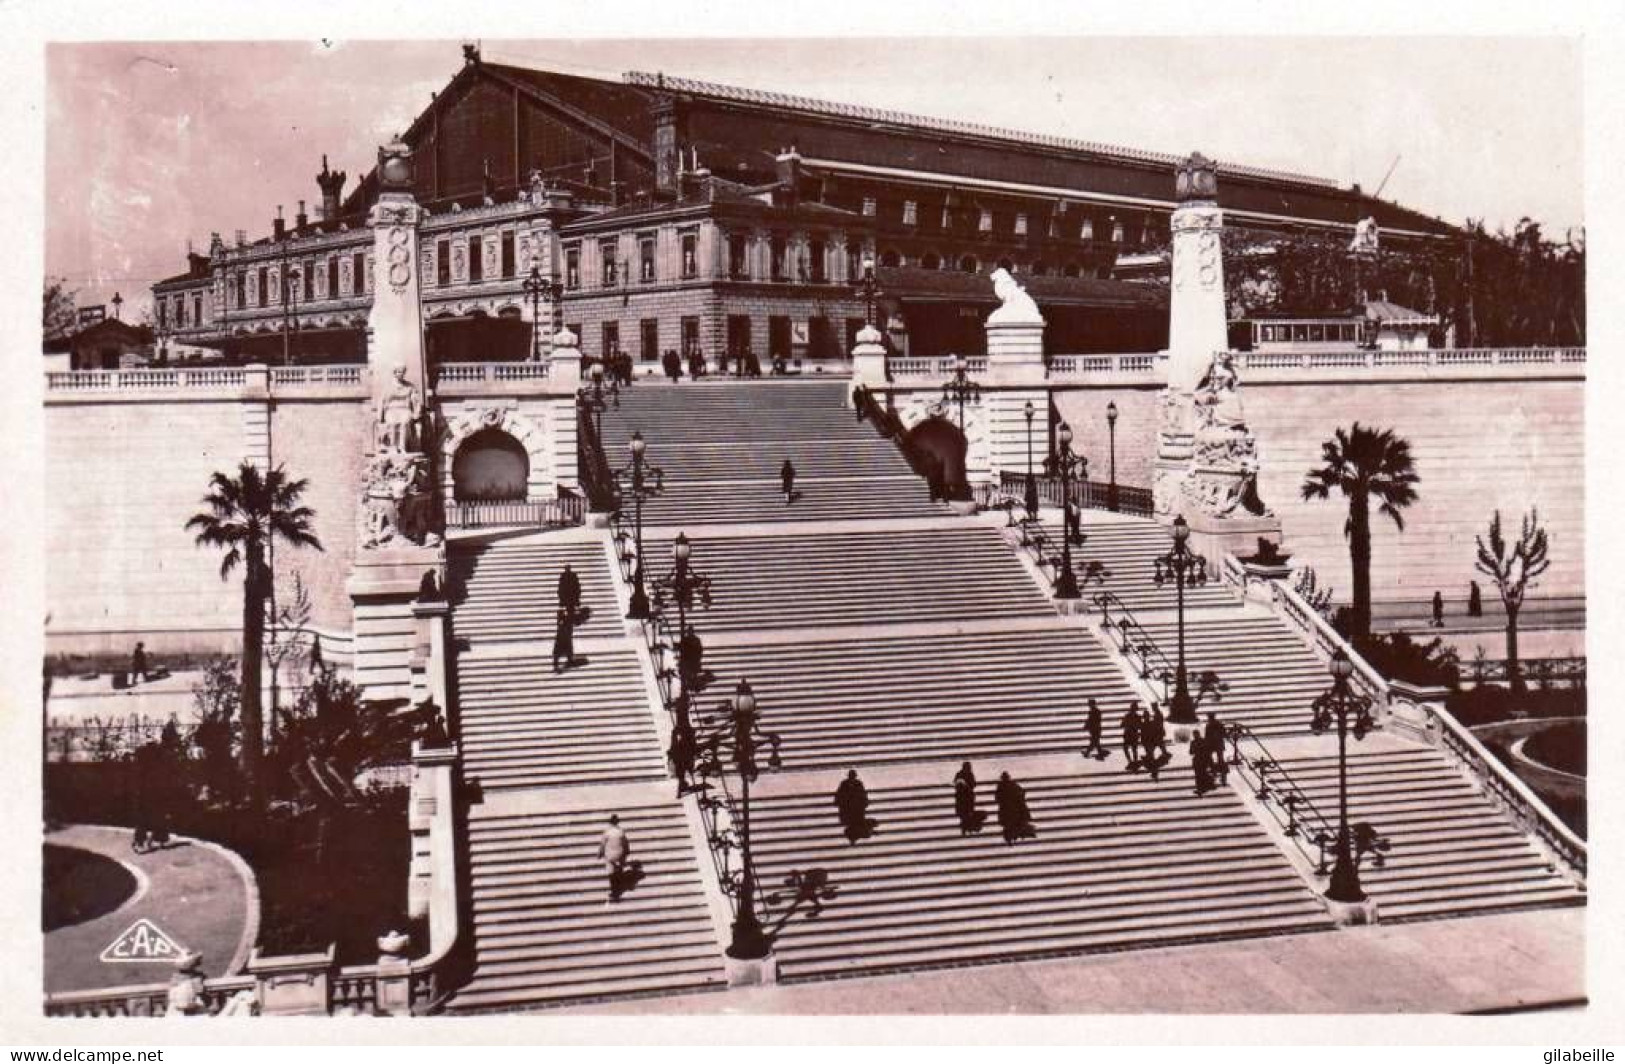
[45,363,368,397]
[1047,353,1161,377]
[887,355,990,378]
[434,361,552,384]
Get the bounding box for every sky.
[44,37,1583,319]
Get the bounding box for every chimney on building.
[273,205,286,242]
[235,229,247,248]
[774,147,802,210]
[316,154,347,221]
[295,199,308,231]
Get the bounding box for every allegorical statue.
[376,365,423,453]
[1349,216,1380,255]
[1194,351,1245,430]
[987,267,1042,325]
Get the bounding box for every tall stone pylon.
[349,139,445,705]
[1154,152,1226,521]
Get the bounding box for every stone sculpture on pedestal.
[1181,351,1270,519]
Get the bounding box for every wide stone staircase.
[447,800,727,1012]
[1022,511,1238,612]
[436,375,1583,1010]
[747,762,1334,981]
[1269,744,1584,922]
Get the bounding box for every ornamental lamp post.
[1023,399,1039,521]
[941,352,982,440]
[651,530,714,733]
[1051,421,1085,600]
[1106,400,1120,512]
[1153,514,1209,726]
[857,255,881,328]
[523,265,547,362]
[619,431,663,620]
[698,678,782,961]
[1311,648,1388,905]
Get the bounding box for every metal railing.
[1091,590,1176,700]
[1462,656,1586,689]
[444,497,585,530]
[1223,721,1341,873]
[986,470,1153,517]
[577,402,619,513]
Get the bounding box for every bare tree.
[265,572,314,734]
[1474,508,1550,691]
[1292,566,1335,620]
[43,277,78,343]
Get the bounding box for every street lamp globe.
[674,531,691,564]
[1024,399,1035,421]
[1107,400,1118,427]
[862,255,875,276]
[735,678,756,716]
[591,361,604,385]
[1329,647,1354,681]
[1058,421,1073,449]
[1172,514,1190,545]
[630,430,645,459]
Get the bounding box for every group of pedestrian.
[552,564,584,674]
[1120,702,1172,778]
[603,348,635,387]
[951,762,1036,843]
[686,348,707,379]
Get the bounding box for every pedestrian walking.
[1190,734,1213,795]
[551,606,575,674]
[678,625,705,691]
[1065,499,1082,546]
[1203,712,1229,784]
[1468,580,1484,618]
[781,459,797,504]
[994,771,1033,844]
[1146,705,1170,763]
[1121,704,1142,770]
[662,348,682,383]
[1431,590,1445,628]
[953,761,979,835]
[130,642,149,686]
[558,563,583,622]
[834,769,871,843]
[667,714,697,796]
[597,814,631,902]
[1083,698,1107,760]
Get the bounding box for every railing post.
[373,932,413,1017]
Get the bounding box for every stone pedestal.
[373,933,413,1017]
[985,320,1046,388]
[725,953,779,987]
[1386,679,1451,745]
[349,543,445,704]
[1184,511,1283,577]
[1324,896,1381,926]
[851,324,888,393]
[247,945,336,1016]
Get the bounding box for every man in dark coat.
[953,761,979,834]
[1203,712,1229,784]
[1145,705,1170,766]
[1190,734,1213,795]
[678,626,705,691]
[1083,698,1107,760]
[780,459,797,504]
[1120,704,1142,770]
[1431,590,1446,628]
[667,715,697,797]
[130,642,149,686]
[745,351,763,378]
[558,563,583,622]
[834,769,870,843]
[1065,499,1082,546]
[994,771,1032,844]
[662,348,682,383]
[551,606,575,674]
[687,347,705,379]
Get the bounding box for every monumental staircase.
[434,375,1583,1010]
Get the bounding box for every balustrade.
[445,497,584,530]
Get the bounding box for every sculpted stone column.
[367,140,428,398]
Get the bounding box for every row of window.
[156,291,205,329]
[562,231,702,290]
[434,231,519,286]
[226,251,369,312]
[587,314,868,362]
[860,197,1147,244]
[1253,322,1366,344]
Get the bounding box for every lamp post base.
[1323,895,1380,926]
[724,952,779,987]
[626,575,651,620]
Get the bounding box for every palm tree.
[1301,424,1420,639]
[186,461,322,798]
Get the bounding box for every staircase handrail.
[853,384,966,501]
[576,402,619,513]
[1259,561,1390,704]
[1091,589,1176,699]
[1223,721,1339,873]
[1421,696,1587,882]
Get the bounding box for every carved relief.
[452,246,466,281]
[385,226,412,294]
[358,452,439,550]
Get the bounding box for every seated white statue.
[988,268,1042,325]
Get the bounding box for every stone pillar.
[247,946,336,1016]
[349,140,445,705]
[850,323,888,395]
[373,933,413,1017]
[983,268,1048,486]
[240,363,271,469]
[549,326,582,493]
